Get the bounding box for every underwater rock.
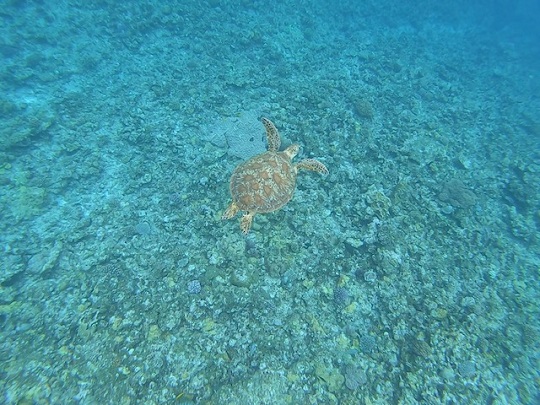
[353,98,374,120]
[438,179,476,208]
[203,109,266,159]
[343,364,367,390]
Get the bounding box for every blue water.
[1,1,539,403]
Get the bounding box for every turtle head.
[283,144,300,160]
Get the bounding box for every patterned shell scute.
[230,152,297,214]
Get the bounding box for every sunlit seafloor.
[1,1,539,403]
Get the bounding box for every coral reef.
[1,1,538,404]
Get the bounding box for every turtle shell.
[229,151,297,213]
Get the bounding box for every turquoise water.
[1,1,539,403]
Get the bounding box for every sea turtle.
[222,117,329,234]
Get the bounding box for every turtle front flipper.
[262,117,281,152]
[240,212,256,234]
[222,202,239,220]
[297,159,329,175]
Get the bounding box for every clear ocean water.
[1,1,539,403]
